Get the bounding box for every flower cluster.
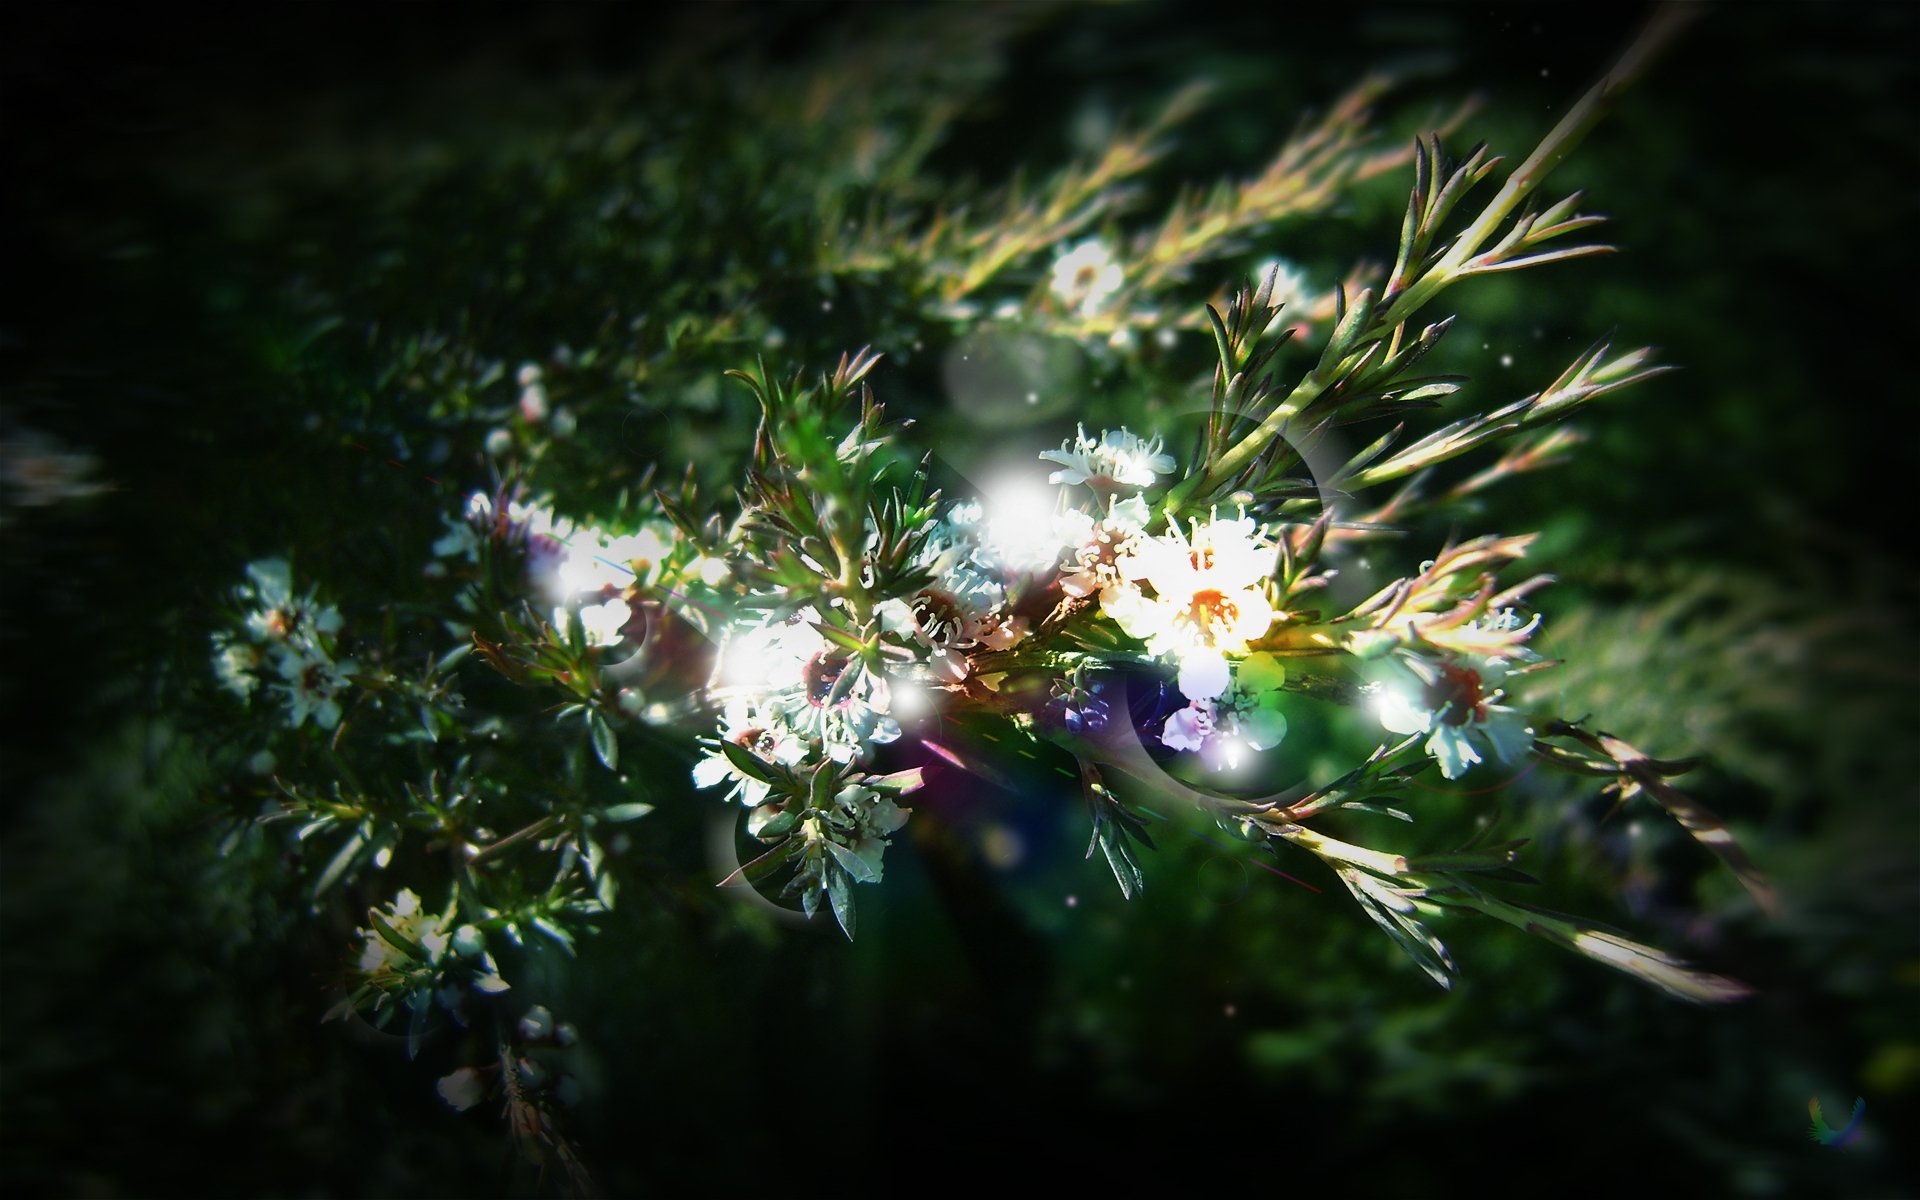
[878,500,1031,683]
[212,557,356,729]
[338,888,509,1030]
[437,490,707,649]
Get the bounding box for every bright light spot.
[1065,894,1078,908]
[715,622,785,690]
[979,822,1025,869]
[1219,737,1247,772]
[1372,687,1428,736]
[980,472,1064,569]
[890,677,935,723]
[1499,353,1514,368]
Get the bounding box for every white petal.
[1373,688,1431,736]
[691,754,732,788]
[1427,726,1482,779]
[1178,651,1230,700]
[1161,703,1212,751]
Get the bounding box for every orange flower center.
[1186,588,1237,634]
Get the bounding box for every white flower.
[1372,647,1534,780]
[213,634,265,697]
[1056,493,1151,600]
[432,513,482,562]
[1103,509,1278,699]
[356,889,451,976]
[436,1067,486,1112]
[273,644,355,730]
[236,558,342,645]
[1040,425,1174,491]
[690,696,807,806]
[217,557,353,727]
[245,558,294,609]
[835,784,911,881]
[571,597,632,647]
[1050,239,1125,317]
[876,502,1030,682]
[711,611,899,763]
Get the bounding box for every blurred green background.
[3,3,1914,1196]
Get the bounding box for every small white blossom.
[436,1067,486,1112]
[835,783,911,881]
[1102,509,1278,699]
[273,644,356,730]
[213,635,265,698]
[691,695,808,806]
[356,889,451,977]
[432,512,482,562]
[1049,239,1125,317]
[875,501,1030,683]
[1372,628,1537,780]
[1040,425,1175,492]
[572,597,633,647]
[1056,493,1151,601]
[710,611,899,763]
[214,557,353,729]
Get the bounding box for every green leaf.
[588,711,618,770]
[827,866,857,940]
[1336,867,1454,989]
[809,760,837,812]
[811,621,869,654]
[313,828,367,899]
[826,839,880,884]
[720,739,775,783]
[531,916,576,955]
[716,836,801,888]
[1087,816,1145,900]
[599,802,655,824]
[368,910,420,959]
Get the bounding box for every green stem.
[1163,6,1693,518]
[1378,4,1694,327]
[467,815,559,866]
